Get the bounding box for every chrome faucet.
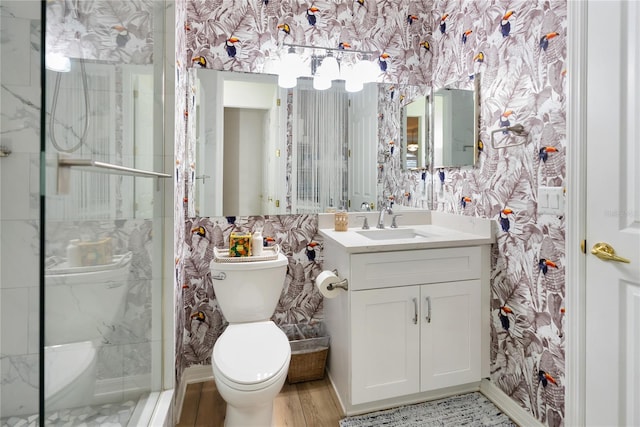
[376,203,393,229]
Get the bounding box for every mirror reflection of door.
[348,83,377,211]
[193,70,282,217]
[403,96,427,170]
[222,80,280,216]
[405,116,419,168]
[223,107,267,215]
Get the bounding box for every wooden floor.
[176,376,344,427]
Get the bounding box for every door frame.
[565,1,587,425]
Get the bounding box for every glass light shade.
[46,52,71,72]
[278,73,297,88]
[407,143,419,152]
[320,55,340,81]
[282,51,305,78]
[313,74,331,90]
[339,61,353,81]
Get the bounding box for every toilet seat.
[213,321,290,392]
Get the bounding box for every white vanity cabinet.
[351,279,481,404]
[323,240,491,415]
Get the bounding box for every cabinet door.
[351,287,420,404]
[420,280,481,391]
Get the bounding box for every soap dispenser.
[252,228,264,257]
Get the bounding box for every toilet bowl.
[44,341,97,411]
[43,251,132,410]
[210,252,290,427]
[212,322,291,426]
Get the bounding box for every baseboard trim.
[480,379,544,427]
[175,364,214,423]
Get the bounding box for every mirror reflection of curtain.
[46,62,117,220]
[46,63,151,220]
[295,87,348,213]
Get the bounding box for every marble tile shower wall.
[0,1,43,418]
[177,1,567,426]
[2,0,160,419]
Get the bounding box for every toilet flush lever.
[212,272,227,280]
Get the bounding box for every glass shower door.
[42,1,168,424]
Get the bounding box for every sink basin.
[356,228,430,241]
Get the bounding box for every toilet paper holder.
[326,269,349,291]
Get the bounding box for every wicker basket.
[288,347,329,384]
[281,323,330,384]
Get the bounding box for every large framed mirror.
[191,69,380,216]
[431,75,479,168]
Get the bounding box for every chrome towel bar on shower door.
[57,156,172,194]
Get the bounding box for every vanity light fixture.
[278,46,307,88]
[279,43,379,92]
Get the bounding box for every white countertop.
[319,211,495,253]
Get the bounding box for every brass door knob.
[591,242,631,263]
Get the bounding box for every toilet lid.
[44,341,96,398]
[213,321,290,385]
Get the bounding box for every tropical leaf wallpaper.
[175,0,567,426]
[45,0,155,64]
[430,2,567,425]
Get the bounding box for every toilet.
[210,252,291,427]
[44,251,132,410]
[44,341,98,411]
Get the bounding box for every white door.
[351,286,420,404]
[585,1,640,425]
[348,84,377,211]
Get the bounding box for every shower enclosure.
[1,1,172,425]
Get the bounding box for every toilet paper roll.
[315,270,342,298]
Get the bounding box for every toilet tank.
[44,252,132,345]
[210,253,288,323]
